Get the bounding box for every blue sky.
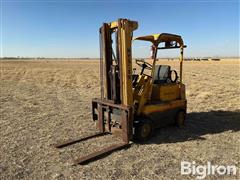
[1,1,239,58]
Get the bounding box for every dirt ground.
[0,59,240,179]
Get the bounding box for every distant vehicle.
[194,58,201,61]
[211,58,221,61]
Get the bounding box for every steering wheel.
[135,59,152,70]
[169,70,178,83]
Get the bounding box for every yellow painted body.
[132,76,186,116]
[133,81,186,116]
[151,84,181,101]
[142,100,187,115]
[132,75,152,115]
[117,19,138,106]
[132,32,187,117]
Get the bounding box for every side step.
[74,142,130,165]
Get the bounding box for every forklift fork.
[54,132,109,148]
[55,98,133,165]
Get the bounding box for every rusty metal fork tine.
[55,132,109,148]
[74,143,130,165]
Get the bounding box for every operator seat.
[153,65,171,84]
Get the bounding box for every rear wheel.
[134,120,153,142]
[175,110,186,127]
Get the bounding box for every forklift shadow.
[144,110,240,144]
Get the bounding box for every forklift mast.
[99,19,138,106]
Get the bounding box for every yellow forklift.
[55,18,187,164]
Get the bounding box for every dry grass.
[0,59,240,179]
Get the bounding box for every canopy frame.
[134,33,187,99]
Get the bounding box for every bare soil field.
[0,59,240,179]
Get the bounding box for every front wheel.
[134,121,154,142]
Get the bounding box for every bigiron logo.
[181,161,238,179]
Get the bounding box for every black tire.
[175,110,186,127]
[134,120,154,142]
